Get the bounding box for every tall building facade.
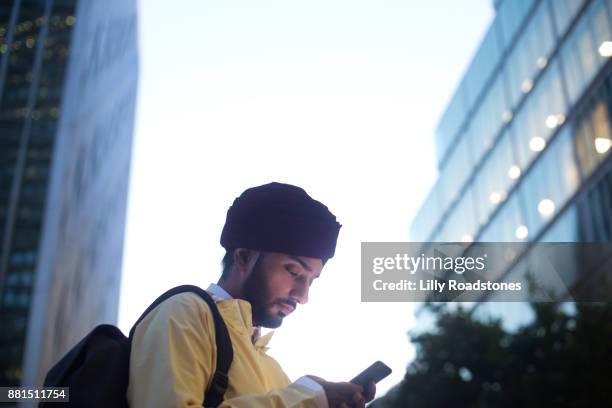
[410,0,612,311]
[0,0,138,388]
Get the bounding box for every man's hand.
[306,375,376,408]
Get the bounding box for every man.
[127,182,376,407]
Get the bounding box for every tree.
[371,302,612,408]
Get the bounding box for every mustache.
[275,299,296,309]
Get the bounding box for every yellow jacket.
[127,284,328,407]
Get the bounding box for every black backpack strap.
[129,285,234,408]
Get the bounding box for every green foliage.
[371,303,612,408]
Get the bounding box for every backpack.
[41,285,234,408]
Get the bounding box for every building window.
[437,132,474,217]
[473,127,520,228]
[439,184,478,242]
[410,185,441,242]
[539,205,580,241]
[479,191,527,242]
[560,0,612,105]
[463,22,503,110]
[503,0,556,110]
[512,59,567,172]
[578,166,612,240]
[498,0,536,49]
[549,0,587,39]
[518,126,580,239]
[435,86,468,162]
[574,71,612,177]
[468,74,508,165]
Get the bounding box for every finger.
[339,403,350,408]
[352,391,366,407]
[336,381,364,396]
[365,380,376,401]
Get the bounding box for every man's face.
[243,252,323,328]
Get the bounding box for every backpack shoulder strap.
[129,285,233,408]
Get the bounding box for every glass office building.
[410,0,612,320]
[0,0,138,389]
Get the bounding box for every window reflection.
[498,0,535,49]
[439,184,478,242]
[577,164,612,241]
[540,205,580,241]
[591,0,612,60]
[468,75,508,165]
[410,185,441,242]
[479,192,527,242]
[512,59,567,171]
[518,127,580,238]
[463,22,503,110]
[437,131,473,217]
[574,72,612,176]
[435,85,468,163]
[549,0,586,39]
[560,0,612,105]
[473,128,520,228]
[503,0,555,110]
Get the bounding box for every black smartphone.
[350,360,392,388]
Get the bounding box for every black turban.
[220,182,342,263]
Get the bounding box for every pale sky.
[119,0,493,399]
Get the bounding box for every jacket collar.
[206,283,233,301]
[206,283,275,351]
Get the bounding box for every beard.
[243,256,285,328]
